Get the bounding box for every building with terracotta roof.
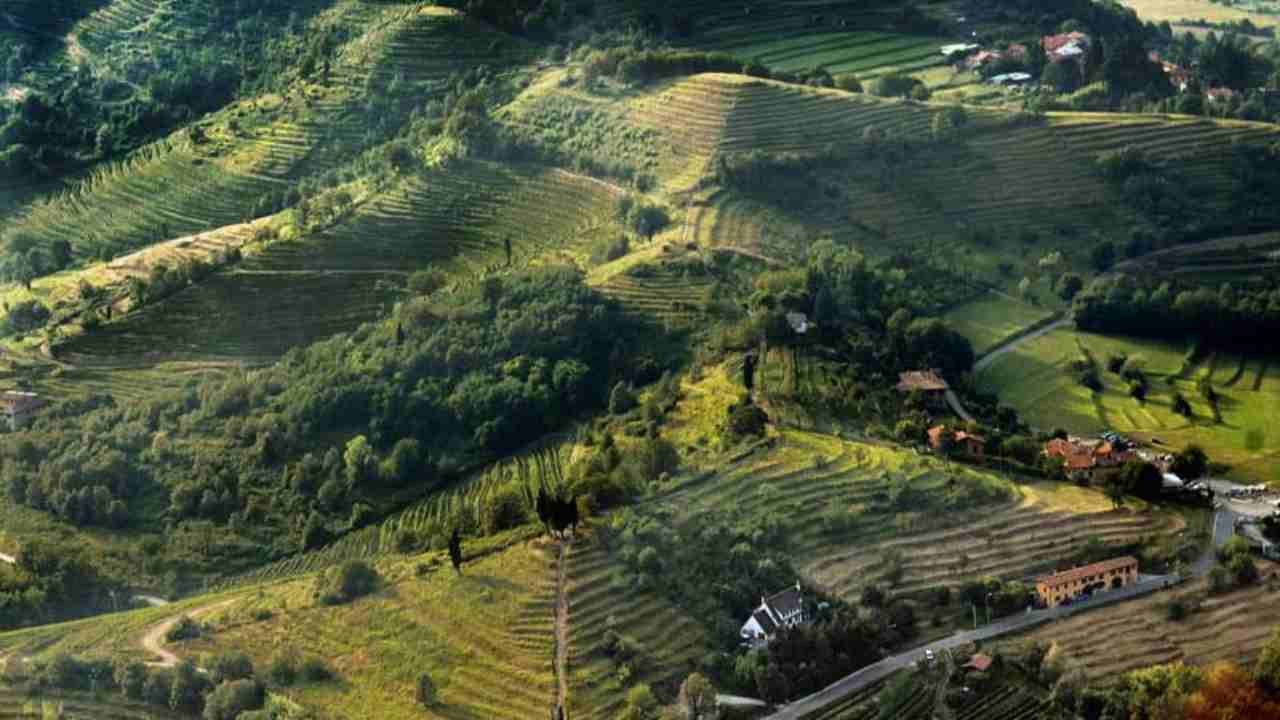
[1035,556,1138,608]
[963,654,994,673]
[1043,436,1133,483]
[928,426,985,457]
[896,370,949,393]
[739,582,806,646]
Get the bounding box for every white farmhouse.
[740,582,806,646]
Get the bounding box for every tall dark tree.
[448,527,463,575]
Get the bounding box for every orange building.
[1036,556,1138,608]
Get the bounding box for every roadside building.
[0,391,47,431]
[1206,87,1239,104]
[739,582,806,647]
[1042,31,1092,78]
[1035,556,1138,608]
[1043,436,1133,484]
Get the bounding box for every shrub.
[1166,599,1188,622]
[835,74,863,92]
[203,679,265,720]
[417,673,436,707]
[590,235,630,265]
[609,382,638,415]
[872,73,918,98]
[407,268,448,295]
[299,658,333,683]
[209,651,254,685]
[267,654,297,687]
[165,616,202,643]
[320,560,380,604]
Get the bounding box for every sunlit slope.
[6,6,535,264]
[44,161,619,386]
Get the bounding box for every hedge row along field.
[1011,561,1280,681]
[979,327,1280,484]
[43,161,619,396]
[0,691,180,719]
[564,538,711,720]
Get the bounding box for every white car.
[925,650,936,663]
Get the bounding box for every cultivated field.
[942,293,1059,356]
[174,544,558,720]
[712,30,949,78]
[564,538,711,720]
[1115,230,1280,283]
[645,429,1179,601]
[1121,0,1280,27]
[0,691,181,719]
[1007,562,1280,681]
[979,327,1280,484]
[802,672,1050,720]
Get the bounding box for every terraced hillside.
[651,431,1134,598]
[177,544,558,720]
[7,5,535,265]
[564,538,711,720]
[979,327,1280,484]
[41,161,620,395]
[1011,562,1280,681]
[650,428,1186,602]
[805,482,1182,599]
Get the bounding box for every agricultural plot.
[942,293,1059,356]
[1009,563,1280,681]
[564,538,711,720]
[979,327,1280,484]
[1121,0,1280,27]
[41,161,619,395]
[803,674,1049,720]
[804,478,1184,600]
[1115,230,1280,283]
[712,30,950,78]
[642,429,1157,601]
[177,544,558,720]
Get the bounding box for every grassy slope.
[942,293,1059,356]
[979,326,1280,484]
[1121,0,1280,27]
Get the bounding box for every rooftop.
[1037,556,1138,589]
[897,370,949,393]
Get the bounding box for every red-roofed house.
[1044,437,1133,483]
[963,654,994,673]
[1035,556,1138,608]
[1042,31,1092,76]
[928,426,985,457]
[1207,87,1239,104]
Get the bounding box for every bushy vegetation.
[1,267,656,582]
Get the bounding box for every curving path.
[141,599,237,668]
[973,317,1071,374]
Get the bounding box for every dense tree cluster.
[2,268,650,573]
[1,2,346,186]
[1074,274,1280,351]
[0,539,119,629]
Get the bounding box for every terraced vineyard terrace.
[804,677,1049,720]
[1117,230,1280,281]
[42,161,620,391]
[564,538,710,720]
[713,31,950,77]
[12,142,280,262]
[805,490,1180,599]
[1012,563,1280,681]
[183,543,559,720]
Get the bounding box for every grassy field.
[1005,561,1280,681]
[1122,0,1280,26]
[942,293,1060,356]
[0,690,182,719]
[979,326,1280,484]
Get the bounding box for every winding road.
[763,508,1231,719]
[973,316,1072,374]
[140,599,237,668]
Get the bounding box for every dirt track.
[141,599,237,668]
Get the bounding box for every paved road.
[766,508,1233,720]
[973,317,1071,374]
[766,574,1179,719]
